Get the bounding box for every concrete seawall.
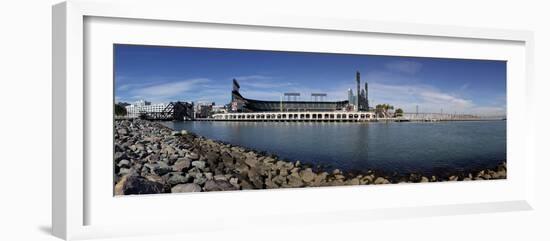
[114,119,507,195]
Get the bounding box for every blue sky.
[114,44,506,115]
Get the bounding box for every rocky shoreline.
[114,119,507,195]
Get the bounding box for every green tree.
[114,103,127,116]
[375,104,394,118]
[395,108,404,117]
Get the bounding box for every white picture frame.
[52,0,535,240]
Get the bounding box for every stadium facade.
[229,71,370,113]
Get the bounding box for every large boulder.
[172,158,191,172]
[187,152,199,160]
[193,173,208,186]
[374,177,390,185]
[221,153,234,166]
[299,168,316,183]
[191,160,206,170]
[205,152,220,165]
[234,162,250,176]
[117,159,131,168]
[346,178,360,185]
[203,180,238,191]
[247,167,264,188]
[166,172,189,185]
[244,157,259,167]
[117,128,128,135]
[144,162,172,176]
[287,172,304,188]
[114,174,164,195]
[171,183,201,193]
[311,172,328,186]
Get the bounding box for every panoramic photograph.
[113,44,507,195]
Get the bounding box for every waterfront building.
[212,105,228,114]
[194,102,215,118]
[212,111,376,122]
[347,88,356,111]
[364,82,369,110]
[125,100,168,118]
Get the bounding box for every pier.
[209,111,376,122]
[192,111,505,122]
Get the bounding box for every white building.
[125,100,167,118]
[194,101,215,118]
[212,105,228,114]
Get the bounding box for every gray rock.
[143,162,170,176]
[203,180,238,191]
[221,153,234,166]
[135,143,145,152]
[191,160,206,170]
[171,131,182,136]
[213,175,228,181]
[229,177,239,187]
[239,179,254,189]
[172,158,191,172]
[287,172,304,187]
[312,172,328,186]
[262,157,276,164]
[167,173,189,185]
[264,177,278,189]
[180,130,188,135]
[347,178,360,185]
[278,167,289,177]
[300,168,316,183]
[115,174,164,195]
[374,177,390,185]
[114,152,127,162]
[244,157,259,167]
[361,175,374,184]
[235,162,249,175]
[147,154,160,163]
[248,167,264,188]
[193,173,208,186]
[117,128,128,135]
[420,176,430,183]
[117,159,130,168]
[118,168,132,175]
[333,174,345,180]
[272,175,287,186]
[495,170,506,179]
[162,145,177,155]
[144,174,165,185]
[205,152,220,164]
[187,152,199,160]
[171,183,201,193]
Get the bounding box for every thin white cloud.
[368,82,504,115]
[419,90,473,107]
[385,60,423,75]
[121,78,210,103]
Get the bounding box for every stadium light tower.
[311,93,327,102]
[284,93,300,101]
